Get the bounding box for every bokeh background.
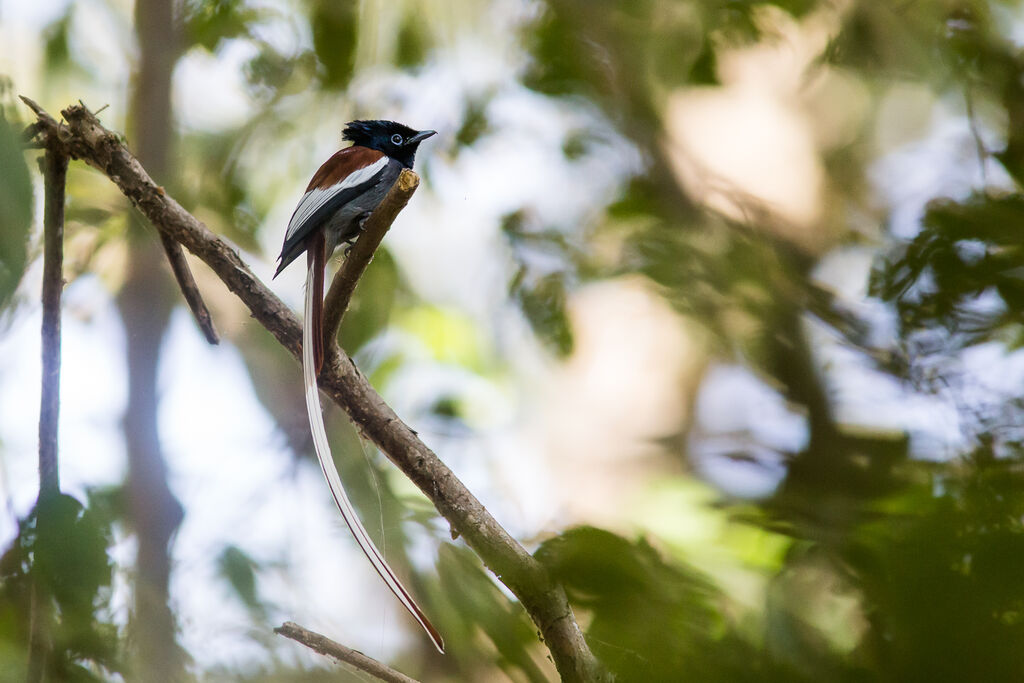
[4,0,1024,681]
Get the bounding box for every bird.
[274,120,442,653]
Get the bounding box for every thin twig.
[158,232,220,344]
[19,95,220,345]
[275,622,420,683]
[321,169,419,350]
[21,97,609,683]
[38,146,68,500]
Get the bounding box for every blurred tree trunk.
[118,0,185,680]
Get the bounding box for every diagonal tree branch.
[274,622,421,683]
[21,97,609,683]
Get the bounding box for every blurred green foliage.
[308,0,358,88]
[539,527,743,682]
[218,545,265,619]
[184,0,261,53]
[842,449,1024,682]
[0,93,33,311]
[871,194,1024,349]
[0,492,121,681]
[437,544,548,681]
[520,1,1024,681]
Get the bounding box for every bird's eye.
[390,134,403,145]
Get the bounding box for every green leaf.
[871,193,1024,348]
[843,457,1024,681]
[455,98,490,149]
[310,0,357,88]
[437,544,543,681]
[512,271,573,357]
[0,113,34,310]
[183,0,259,52]
[43,13,72,70]
[0,493,122,675]
[396,11,429,67]
[217,545,264,615]
[33,494,113,621]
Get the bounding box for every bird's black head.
[342,120,436,169]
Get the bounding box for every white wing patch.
[284,155,389,243]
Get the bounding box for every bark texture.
[275,622,422,683]
[38,147,67,501]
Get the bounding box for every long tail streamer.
[303,266,444,653]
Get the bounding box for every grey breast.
[323,159,404,253]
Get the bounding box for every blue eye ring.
[390,133,403,145]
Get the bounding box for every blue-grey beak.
[409,129,437,143]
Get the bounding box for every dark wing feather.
[274,148,388,277]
